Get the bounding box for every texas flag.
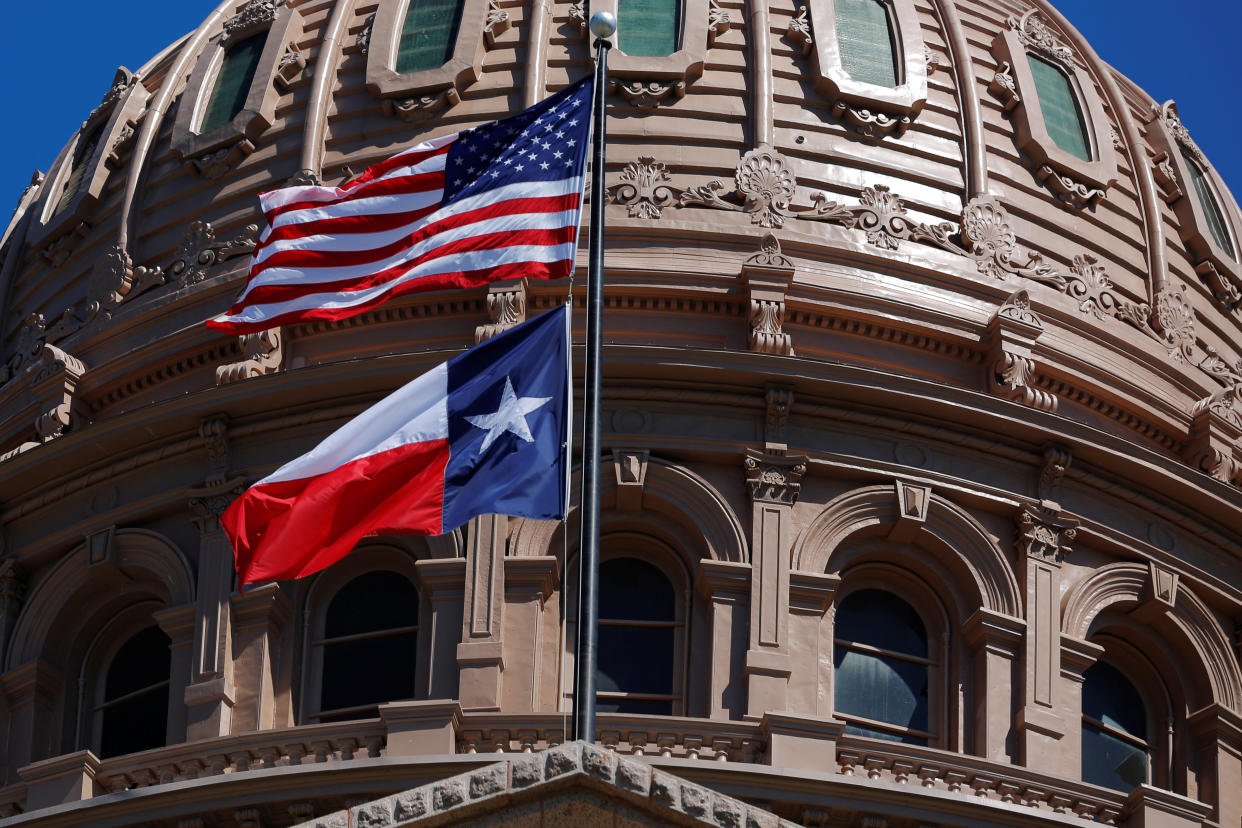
[221,304,570,585]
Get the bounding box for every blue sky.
[1,1,1238,227]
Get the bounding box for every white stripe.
[261,363,449,485]
[216,242,575,327]
[261,186,446,243]
[247,206,582,288]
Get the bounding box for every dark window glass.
[1182,149,1236,258]
[835,0,900,88]
[834,589,930,745]
[201,32,267,133]
[1026,53,1091,162]
[318,571,419,718]
[53,122,105,217]
[1081,660,1149,792]
[397,0,465,74]
[618,0,682,58]
[596,557,676,714]
[99,626,170,758]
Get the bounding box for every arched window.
[1182,149,1236,259]
[834,0,899,88]
[199,32,267,134]
[52,121,106,218]
[1025,54,1091,162]
[312,571,419,722]
[617,0,682,58]
[833,588,932,744]
[397,0,466,74]
[1081,660,1150,792]
[97,626,171,758]
[596,557,678,714]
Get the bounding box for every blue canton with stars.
[442,76,593,204]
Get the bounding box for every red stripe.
[240,226,576,307]
[341,143,451,192]
[256,201,440,254]
[222,439,449,585]
[263,170,447,225]
[206,259,570,335]
[251,192,580,280]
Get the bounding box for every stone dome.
[0,0,1240,825]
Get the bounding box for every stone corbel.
[31,343,87,442]
[985,290,1057,413]
[611,449,649,512]
[1016,504,1077,565]
[744,448,807,505]
[1184,385,1242,485]
[217,328,283,385]
[1151,152,1184,203]
[475,279,526,342]
[889,480,930,542]
[742,234,795,356]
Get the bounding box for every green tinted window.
[1026,54,1091,161]
[397,0,464,74]
[201,33,266,133]
[835,0,899,88]
[618,0,681,58]
[1183,149,1235,258]
[53,122,105,216]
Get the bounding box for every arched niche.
[791,483,1021,619]
[1062,562,1242,714]
[509,455,747,566]
[8,528,194,672]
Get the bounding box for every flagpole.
[573,11,614,745]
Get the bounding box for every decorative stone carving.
[890,479,930,542]
[924,47,943,75]
[475,281,526,342]
[191,139,256,179]
[200,415,231,485]
[285,168,320,187]
[960,198,1065,289]
[680,146,797,229]
[989,62,1020,112]
[1197,260,1242,310]
[831,102,911,138]
[568,2,587,36]
[743,448,807,505]
[608,157,679,219]
[170,221,260,289]
[609,79,686,109]
[1065,254,1146,328]
[1038,445,1072,506]
[40,223,91,268]
[382,88,462,121]
[1186,382,1242,485]
[106,121,139,169]
[31,343,87,442]
[1036,165,1105,206]
[708,0,730,42]
[356,13,375,54]
[1150,287,1196,364]
[224,0,285,36]
[787,5,812,55]
[1151,153,1183,203]
[764,386,793,451]
[612,449,649,511]
[484,0,510,46]
[1145,561,1179,610]
[986,291,1057,413]
[217,329,283,385]
[274,42,305,91]
[1159,100,1203,163]
[1008,10,1073,64]
[1016,505,1077,564]
[742,234,795,356]
[1109,126,1124,151]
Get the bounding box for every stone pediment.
[295,740,801,828]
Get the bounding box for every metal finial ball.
[589,10,617,38]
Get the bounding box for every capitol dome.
[1,0,1240,825]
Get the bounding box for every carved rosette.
[608,157,680,219]
[1016,506,1078,564]
[680,146,797,228]
[1151,287,1197,364]
[960,197,1066,289]
[743,449,807,505]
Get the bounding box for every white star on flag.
[465,377,552,452]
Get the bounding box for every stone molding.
[985,290,1057,413]
[742,234,795,357]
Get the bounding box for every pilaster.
[0,659,63,769]
[963,607,1024,762]
[695,559,750,719]
[229,583,293,732]
[458,514,506,710]
[502,556,559,712]
[1188,704,1242,827]
[416,558,467,701]
[152,602,196,745]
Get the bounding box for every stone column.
[458,515,506,710]
[502,556,558,712]
[183,415,247,739]
[1059,633,1104,781]
[694,559,750,719]
[416,558,466,701]
[152,603,196,746]
[1015,503,1078,772]
[788,571,838,717]
[742,448,806,720]
[963,607,1023,762]
[229,583,292,732]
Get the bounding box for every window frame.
[170,0,305,164]
[80,602,173,759]
[1146,100,1242,302]
[990,12,1117,202]
[1079,638,1167,793]
[800,0,928,136]
[28,68,149,251]
[590,0,715,93]
[365,0,493,105]
[300,545,426,724]
[829,569,947,748]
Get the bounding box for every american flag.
[207,77,593,335]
